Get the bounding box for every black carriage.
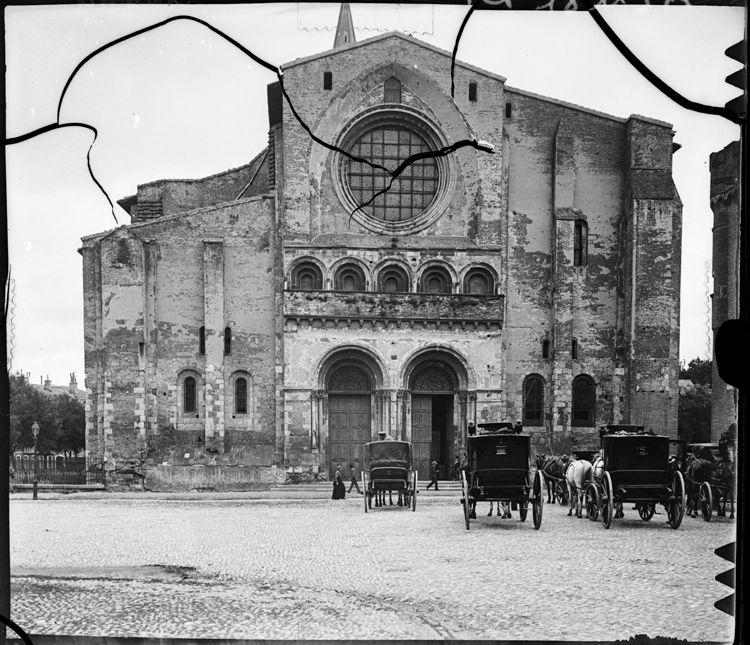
[362,440,417,512]
[460,424,544,530]
[686,441,735,522]
[586,427,686,529]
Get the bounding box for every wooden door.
[411,394,432,479]
[329,394,370,479]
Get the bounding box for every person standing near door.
[426,460,439,490]
[348,462,362,494]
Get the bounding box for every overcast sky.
[5,3,743,389]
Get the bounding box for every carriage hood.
[364,441,413,469]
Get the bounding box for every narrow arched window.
[291,261,323,290]
[572,339,578,360]
[384,77,401,103]
[235,378,248,414]
[542,339,550,359]
[377,265,409,293]
[199,327,205,355]
[224,327,232,356]
[523,374,545,425]
[420,266,452,294]
[184,377,197,413]
[572,375,596,427]
[574,220,588,267]
[463,267,495,295]
[334,264,366,291]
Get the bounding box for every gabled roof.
[282,31,507,85]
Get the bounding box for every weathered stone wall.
[502,89,630,444]
[129,153,268,224]
[280,34,505,244]
[622,117,682,437]
[709,140,740,440]
[82,196,281,488]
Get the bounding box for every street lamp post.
[31,422,40,500]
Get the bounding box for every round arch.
[316,345,387,391]
[416,260,458,294]
[287,256,327,290]
[400,345,473,391]
[460,262,499,294]
[330,257,371,292]
[372,257,414,292]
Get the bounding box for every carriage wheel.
[667,471,686,530]
[638,503,655,522]
[519,476,529,522]
[363,473,368,513]
[556,480,569,506]
[412,470,418,512]
[699,482,712,522]
[601,471,614,529]
[585,484,599,522]
[532,470,544,530]
[461,470,471,530]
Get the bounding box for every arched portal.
[403,348,471,480]
[318,348,386,480]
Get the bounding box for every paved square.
[9,495,735,641]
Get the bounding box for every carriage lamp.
[31,421,40,501]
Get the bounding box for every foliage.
[678,383,712,443]
[679,357,712,387]
[9,372,86,459]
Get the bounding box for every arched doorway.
[327,364,372,479]
[410,363,457,480]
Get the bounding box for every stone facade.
[80,30,682,489]
[709,140,740,440]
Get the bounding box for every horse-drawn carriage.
[362,440,418,512]
[685,441,735,522]
[585,426,686,529]
[460,423,544,530]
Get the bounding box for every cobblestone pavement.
[8,495,735,641]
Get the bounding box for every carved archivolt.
[328,365,372,392]
[411,365,455,392]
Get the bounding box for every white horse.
[566,459,593,518]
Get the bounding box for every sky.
[5,2,744,389]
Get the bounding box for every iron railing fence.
[11,456,106,486]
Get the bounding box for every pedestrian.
[332,466,346,500]
[467,421,476,436]
[378,430,394,441]
[348,462,362,494]
[426,460,439,490]
[452,456,461,481]
[514,418,523,434]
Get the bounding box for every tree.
[9,372,85,460]
[679,358,712,387]
[678,383,712,443]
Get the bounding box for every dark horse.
[712,460,735,519]
[374,487,403,507]
[535,454,568,504]
[685,453,713,518]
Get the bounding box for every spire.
[333,3,356,49]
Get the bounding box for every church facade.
[80,17,682,489]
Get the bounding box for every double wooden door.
[412,394,453,480]
[328,394,370,479]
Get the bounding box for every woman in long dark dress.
[332,467,346,499]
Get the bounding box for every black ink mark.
[0,612,36,645]
[579,0,744,125]
[451,0,480,99]
[7,14,494,228]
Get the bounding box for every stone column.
[458,391,468,451]
[203,240,225,452]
